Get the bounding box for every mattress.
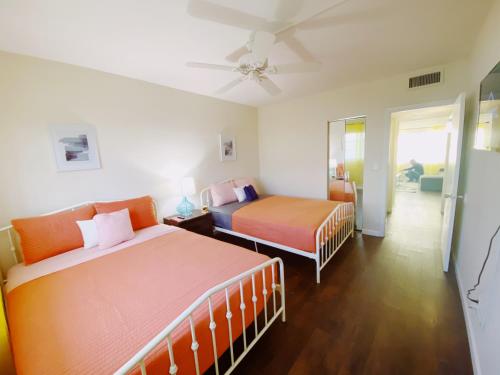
[7,225,272,375]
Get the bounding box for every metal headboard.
[0,198,159,281]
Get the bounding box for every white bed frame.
[0,201,286,375]
[200,179,355,284]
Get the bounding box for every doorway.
[328,116,365,230]
[386,94,465,272]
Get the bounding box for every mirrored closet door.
[328,117,365,230]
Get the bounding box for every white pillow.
[233,187,247,202]
[76,219,99,249]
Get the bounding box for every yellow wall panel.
[0,287,15,375]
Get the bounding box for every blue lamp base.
[176,196,194,217]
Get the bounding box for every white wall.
[329,120,345,166]
[258,62,468,236]
[453,1,500,374]
[0,51,259,227]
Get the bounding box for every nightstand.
[163,210,213,237]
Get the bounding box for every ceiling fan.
[187,0,350,63]
[186,31,321,96]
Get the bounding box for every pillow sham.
[243,186,254,201]
[233,187,247,203]
[249,185,259,200]
[243,185,259,202]
[94,196,156,231]
[94,208,135,250]
[76,219,99,249]
[12,205,96,265]
[210,182,237,207]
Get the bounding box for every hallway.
[387,187,443,254]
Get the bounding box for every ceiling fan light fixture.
[249,71,261,81]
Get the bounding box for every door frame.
[327,115,367,230]
[381,97,457,236]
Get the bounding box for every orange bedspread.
[7,230,272,375]
[232,196,341,253]
[329,180,355,203]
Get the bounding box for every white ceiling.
[0,0,492,107]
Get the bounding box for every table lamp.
[176,177,196,217]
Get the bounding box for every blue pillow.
[243,186,253,201]
[248,185,258,200]
[243,185,259,201]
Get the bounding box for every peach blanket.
[233,196,341,253]
[7,230,272,375]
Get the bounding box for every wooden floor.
[215,190,472,375]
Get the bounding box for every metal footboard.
[115,257,286,375]
[315,202,355,283]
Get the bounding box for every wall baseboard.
[455,261,481,375]
[361,228,384,237]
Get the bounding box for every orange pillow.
[12,205,96,265]
[94,196,157,231]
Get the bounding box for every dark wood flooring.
[212,193,472,374]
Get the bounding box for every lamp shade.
[180,177,196,196]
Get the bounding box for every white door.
[441,93,466,272]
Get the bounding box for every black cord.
[466,224,500,304]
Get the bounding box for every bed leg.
[316,259,321,284]
[279,260,286,322]
[351,207,355,238]
[254,241,259,253]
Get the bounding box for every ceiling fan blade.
[276,28,316,62]
[274,0,304,21]
[268,62,321,74]
[225,46,249,63]
[268,0,350,36]
[298,6,392,30]
[250,31,276,62]
[187,0,283,32]
[296,15,340,30]
[215,77,245,95]
[186,62,236,72]
[257,77,281,96]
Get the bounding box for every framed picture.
[50,124,101,172]
[219,134,236,161]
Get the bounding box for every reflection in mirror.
[328,117,365,230]
[475,61,500,152]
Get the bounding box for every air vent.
[408,71,442,89]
